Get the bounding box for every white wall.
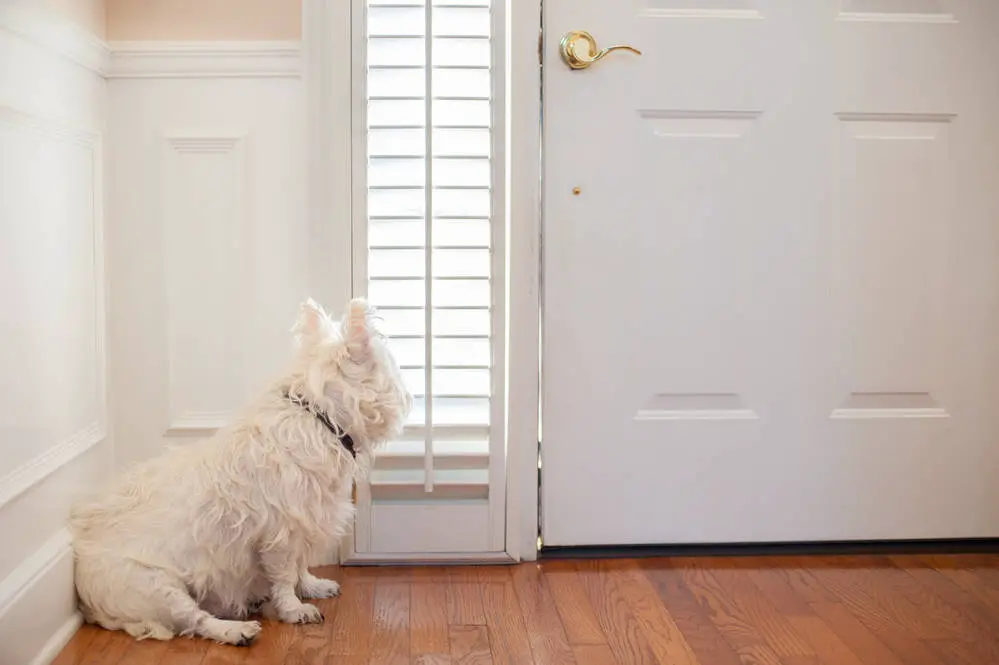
[0,4,111,664]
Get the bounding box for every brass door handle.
[559,30,641,70]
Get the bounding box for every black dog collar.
[285,393,356,459]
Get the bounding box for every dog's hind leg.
[155,581,262,646]
[109,565,262,646]
[122,621,174,641]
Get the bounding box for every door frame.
[302,0,544,563]
[504,0,544,562]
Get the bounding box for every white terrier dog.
[69,298,411,645]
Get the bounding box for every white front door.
[542,1,999,547]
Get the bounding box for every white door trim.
[302,0,355,565]
[505,0,544,562]
[302,0,353,317]
[303,0,544,563]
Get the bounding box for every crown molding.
[106,41,302,79]
[0,4,110,76]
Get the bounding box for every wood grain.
[412,577,450,657]
[50,626,100,665]
[640,560,743,665]
[327,567,376,657]
[478,567,534,665]
[370,581,411,665]
[448,567,486,626]
[605,559,698,665]
[116,637,172,665]
[510,563,576,664]
[450,625,493,665]
[50,554,999,665]
[79,627,133,665]
[576,560,658,665]
[543,560,607,647]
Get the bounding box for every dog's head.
[290,297,412,446]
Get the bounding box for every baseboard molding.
[0,4,109,75]
[29,612,82,665]
[0,529,79,665]
[107,41,302,79]
[541,538,999,559]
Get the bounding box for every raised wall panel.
[833,113,953,418]
[641,0,762,19]
[0,106,106,493]
[635,393,758,421]
[839,0,954,22]
[162,133,248,436]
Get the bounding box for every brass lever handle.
[559,30,641,70]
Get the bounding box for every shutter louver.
[360,0,499,536]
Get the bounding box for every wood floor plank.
[201,642,248,665]
[786,615,866,665]
[737,557,816,617]
[478,567,535,665]
[370,582,412,665]
[894,555,999,627]
[920,555,999,620]
[738,560,868,665]
[328,568,376,657]
[773,562,909,665]
[889,555,999,662]
[808,601,907,665]
[510,563,576,665]
[449,625,493,665]
[673,559,789,665]
[575,561,659,665]
[639,560,743,665]
[325,656,370,665]
[286,575,346,665]
[542,561,607,647]
[414,655,453,665]
[50,625,102,665]
[697,559,815,659]
[116,637,172,665]
[243,620,297,665]
[79,627,133,665]
[806,559,943,665]
[604,560,698,665]
[158,636,211,665]
[448,568,486,627]
[412,577,450,656]
[570,645,617,665]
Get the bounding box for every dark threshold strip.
[541,538,999,559]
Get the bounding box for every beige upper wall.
[45,0,107,39]
[105,0,301,41]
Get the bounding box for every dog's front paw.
[299,578,341,599]
[215,620,261,647]
[280,603,324,625]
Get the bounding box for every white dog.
[69,298,411,645]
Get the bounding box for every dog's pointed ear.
[342,298,374,359]
[293,298,329,348]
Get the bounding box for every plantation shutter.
[350,0,506,559]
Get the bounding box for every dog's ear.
[342,297,374,359]
[293,298,330,348]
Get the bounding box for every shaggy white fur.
[69,298,411,645]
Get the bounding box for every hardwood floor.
[51,554,999,665]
